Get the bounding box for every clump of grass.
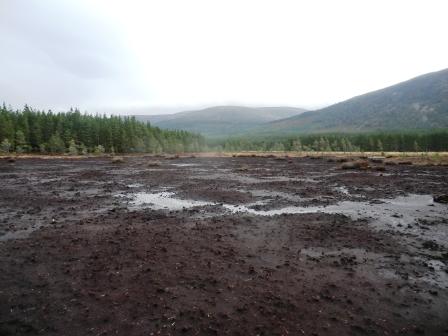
[165,154,180,160]
[147,161,161,167]
[341,160,369,170]
[111,156,125,163]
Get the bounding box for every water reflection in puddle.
[122,191,445,228]
[127,183,144,188]
[0,226,43,241]
[129,191,214,210]
[117,190,448,250]
[223,195,446,235]
[171,163,199,167]
[333,186,350,196]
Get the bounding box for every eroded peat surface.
[0,156,447,335]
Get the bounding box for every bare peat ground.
[0,155,447,336]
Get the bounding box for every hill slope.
[258,68,448,135]
[134,106,306,137]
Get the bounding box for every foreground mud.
[0,156,447,335]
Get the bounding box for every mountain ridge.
[134,68,448,137]
[255,68,448,135]
[134,105,307,137]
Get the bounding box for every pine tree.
[39,143,47,153]
[134,138,146,153]
[0,105,205,154]
[79,143,88,155]
[48,134,65,153]
[291,139,302,152]
[340,138,348,152]
[14,130,27,153]
[94,145,105,154]
[0,138,11,153]
[68,139,78,155]
[413,140,420,152]
[271,142,285,151]
[377,139,383,152]
[331,140,340,151]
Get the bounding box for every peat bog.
[0,155,447,335]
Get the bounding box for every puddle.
[0,226,44,241]
[127,183,144,188]
[299,247,376,259]
[333,186,350,196]
[360,186,376,192]
[332,185,366,198]
[222,203,324,215]
[122,191,445,224]
[0,205,118,242]
[299,248,448,289]
[121,191,448,245]
[28,176,64,184]
[263,176,319,183]
[171,163,199,167]
[225,194,430,216]
[127,191,214,210]
[406,258,448,289]
[195,172,318,184]
[223,194,445,227]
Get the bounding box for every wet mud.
[0,156,447,335]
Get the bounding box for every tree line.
[0,104,205,154]
[213,131,448,152]
[2,104,446,154]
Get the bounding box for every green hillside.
[256,68,448,135]
[135,106,306,138]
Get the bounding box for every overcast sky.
[1,0,447,115]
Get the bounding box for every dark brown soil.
[0,156,447,335]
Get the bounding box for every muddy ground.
[0,155,447,335]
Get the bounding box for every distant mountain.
[256,68,448,135]
[134,106,306,137]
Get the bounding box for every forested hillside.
[135,106,306,138]
[0,105,205,154]
[256,68,448,134]
[213,131,448,152]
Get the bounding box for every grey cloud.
[0,0,144,110]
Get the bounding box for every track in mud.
[0,156,447,335]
